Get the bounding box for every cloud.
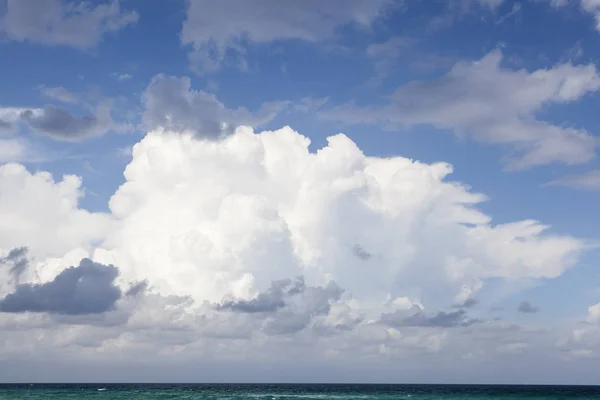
[548,0,600,32]
[495,2,522,25]
[181,0,393,73]
[581,0,600,30]
[261,280,345,335]
[428,0,505,30]
[381,306,480,328]
[320,50,600,169]
[110,73,132,81]
[218,277,305,313]
[0,163,113,259]
[0,0,138,49]
[20,102,128,141]
[0,138,28,162]
[93,126,584,312]
[0,258,120,315]
[0,247,28,281]
[366,36,415,82]
[546,170,600,190]
[21,105,98,139]
[141,74,289,138]
[0,119,12,132]
[557,302,600,358]
[0,108,31,140]
[518,301,539,313]
[6,87,132,141]
[125,280,148,297]
[40,86,78,104]
[0,107,40,126]
[454,298,478,308]
[0,126,589,370]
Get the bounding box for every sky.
[1,0,600,384]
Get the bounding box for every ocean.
[0,384,599,400]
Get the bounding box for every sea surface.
[1,384,600,400]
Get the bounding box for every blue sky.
[1,0,600,383]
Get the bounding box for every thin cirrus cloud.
[0,0,138,49]
[319,49,600,169]
[180,0,394,73]
[547,170,600,190]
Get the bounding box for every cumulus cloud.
[141,74,289,138]
[0,259,121,315]
[557,302,600,359]
[320,50,600,169]
[181,0,393,73]
[0,126,589,369]
[91,126,585,312]
[0,0,138,49]
[0,163,113,259]
[260,280,344,335]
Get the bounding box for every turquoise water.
[1,384,600,400]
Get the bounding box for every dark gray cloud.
[0,247,28,281]
[217,277,305,313]
[518,301,539,314]
[216,277,345,336]
[142,74,289,138]
[263,281,344,335]
[353,244,372,261]
[20,105,99,141]
[381,307,480,328]
[263,311,311,335]
[453,298,478,309]
[0,259,121,315]
[19,101,127,141]
[300,282,344,317]
[126,280,149,297]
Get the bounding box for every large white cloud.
[0,163,112,260]
[85,126,583,308]
[0,126,588,373]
